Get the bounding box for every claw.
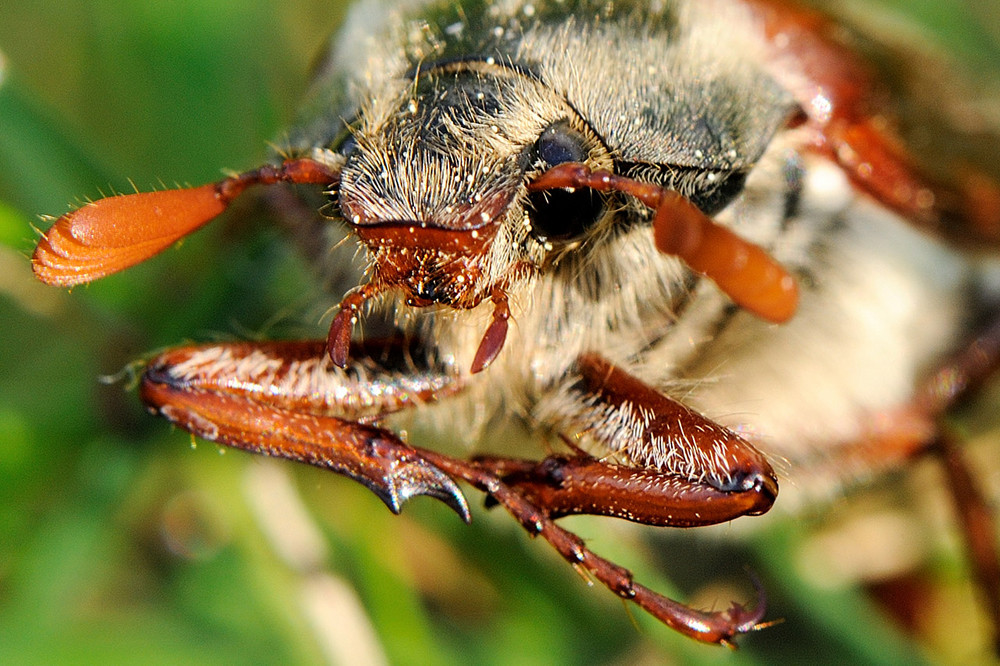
[720,572,771,646]
[629,569,770,648]
[377,458,471,522]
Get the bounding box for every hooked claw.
[718,572,773,648]
[360,436,471,521]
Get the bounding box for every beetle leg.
[935,434,1000,654]
[453,351,779,640]
[837,313,1000,649]
[471,453,775,528]
[415,447,769,647]
[791,312,1000,648]
[138,339,470,521]
[495,352,779,527]
[747,0,1000,247]
[925,316,1000,650]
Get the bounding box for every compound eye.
[333,129,359,158]
[527,122,604,243]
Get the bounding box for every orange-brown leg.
[813,314,1000,650]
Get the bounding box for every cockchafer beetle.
[28,0,1000,652]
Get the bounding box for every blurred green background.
[1,1,999,664]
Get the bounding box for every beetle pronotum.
[29,0,1000,654]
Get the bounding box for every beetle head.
[335,61,608,310]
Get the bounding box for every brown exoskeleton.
[31,0,1000,648]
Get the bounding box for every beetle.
[29,0,1000,651]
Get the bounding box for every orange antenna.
[529,164,799,324]
[33,158,339,286]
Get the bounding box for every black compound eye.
[333,130,358,158]
[528,122,604,243]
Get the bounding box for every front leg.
[139,339,470,520]
[481,353,777,527]
[449,353,779,645]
